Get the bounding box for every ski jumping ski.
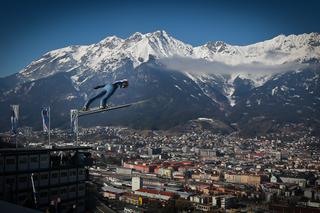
[78,99,148,117]
[78,104,131,117]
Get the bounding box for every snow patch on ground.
[280,85,289,92]
[185,72,197,82]
[257,99,262,105]
[272,87,278,96]
[65,95,77,100]
[25,82,35,94]
[224,85,236,106]
[71,75,79,83]
[190,94,197,99]
[174,85,182,91]
[197,117,214,122]
[59,57,71,63]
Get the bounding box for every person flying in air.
[82,79,129,111]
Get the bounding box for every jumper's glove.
[122,80,129,88]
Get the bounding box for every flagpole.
[48,107,51,146]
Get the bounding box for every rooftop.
[136,188,175,197]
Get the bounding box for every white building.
[132,177,143,191]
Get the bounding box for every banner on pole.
[10,105,19,134]
[41,107,50,132]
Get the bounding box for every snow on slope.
[19,31,193,82]
[193,32,320,65]
[18,31,320,90]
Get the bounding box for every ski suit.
[84,80,126,109]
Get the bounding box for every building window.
[60,188,67,194]
[79,185,85,191]
[51,173,58,178]
[70,186,76,193]
[41,174,48,180]
[50,189,58,196]
[18,194,27,201]
[19,176,28,183]
[30,156,38,163]
[40,191,48,197]
[19,157,27,164]
[70,170,77,176]
[40,155,48,161]
[6,178,15,185]
[6,158,15,164]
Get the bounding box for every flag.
[10,105,19,134]
[70,109,78,133]
[41,107,50,132]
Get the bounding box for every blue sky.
[0,0,320,77]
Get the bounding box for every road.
[93,196,117,213]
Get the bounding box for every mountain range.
[0,30,319,136]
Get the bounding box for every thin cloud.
[159,56,309,75]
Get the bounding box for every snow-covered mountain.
[194,33,320,65]
[1,31,319,135]
[18,30,320,82]
[18,31,193,83]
